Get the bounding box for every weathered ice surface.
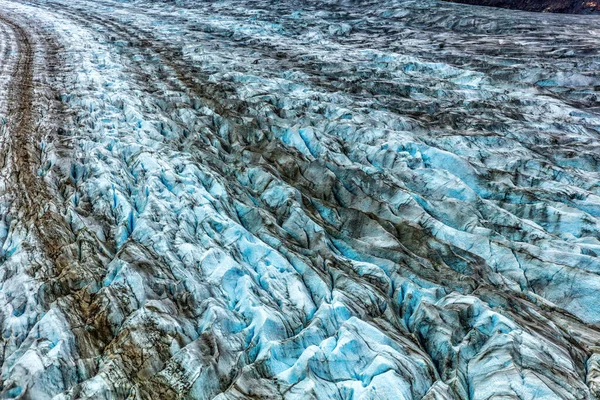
[0,0,598,398]
[444,0,600,14]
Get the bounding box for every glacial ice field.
[0,0,598,398]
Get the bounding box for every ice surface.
[0,0,598,398]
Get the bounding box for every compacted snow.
[0,0,599,398]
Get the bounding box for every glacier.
[0,0,598,398]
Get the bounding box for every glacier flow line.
[0,10,60,258]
